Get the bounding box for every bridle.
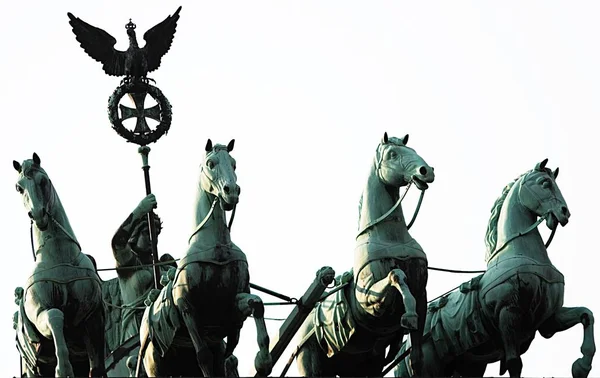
[356,142,427,238]
[487,176,560,262]
[188,166,238,244]
[23,170,81,262]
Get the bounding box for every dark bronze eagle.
[67,6,182,83]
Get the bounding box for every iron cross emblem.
[120,92,161,135]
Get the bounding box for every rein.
[188,197,219,244]
[489,213,557,261]
[356,181,426,238]
[29,212,82,262]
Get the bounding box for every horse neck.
[495,185,551,263]
[33,191,80,264]
[357,164,410,243]
[189,184,231,249]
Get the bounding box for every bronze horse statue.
[137,139,272,377]
[295,132,435,376]
[394,159,595,378]
[13,153,106,377]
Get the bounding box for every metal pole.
[138,146,161,289]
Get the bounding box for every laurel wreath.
[107,82,172,145]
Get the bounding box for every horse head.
[375,132,435,190]
[519,158,569,231]
[13,153,54,231]
[201,139,240,211]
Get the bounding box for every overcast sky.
[1,1,599,377]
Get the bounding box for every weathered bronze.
[12,154,106,377]
[67,7,181,84]
[101,194,176,376]
[394,160,596,378]
[136,140,272,377]
[294,132,435,376]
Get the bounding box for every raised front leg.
[388,269,418,330]
[234,293,273,377]
[539,307,596,378]
[355,268,418,330]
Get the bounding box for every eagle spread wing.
[67,12,127,77]
[143,6,182,73]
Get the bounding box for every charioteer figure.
[104,194,175,376]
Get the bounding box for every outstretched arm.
[112,194,157,268]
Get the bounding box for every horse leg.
[538,307,596,378]
[82,307,106,377]
[234,293,272,376]
[211,338,227,377]
[175,297,214,377]
[36,308,74,377]
[224,353,239,377]
[406,289,426,376]
[498,307,524,378]
[140,340,162,377]
[224,330,241,377]
[388,268,418,330]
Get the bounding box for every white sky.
[1,1,599,377]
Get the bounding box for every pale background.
[1,1,598,377]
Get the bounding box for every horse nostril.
[28,211,33,219]
[419,166,428,176]
[561,206,569,215]
[224,185,230,194]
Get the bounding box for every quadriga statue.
[394,159,595,378]
[294,132,435,376]
[12,153,106,377]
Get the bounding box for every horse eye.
[389,151,397,159]
[542,181,552,189]
[16,185,23,194]
[207,160,215,169]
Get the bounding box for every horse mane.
[484,171,529,261]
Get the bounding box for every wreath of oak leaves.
[108,82,172,145]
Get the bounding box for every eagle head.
[126,18,136,36]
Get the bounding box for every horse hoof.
[572,357,592,378]
[401,312,418,330]
[254,351,273,377]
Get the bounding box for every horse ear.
[227,139,235,152]
[13,160,21,173]
[535,158,548,171]
[382,132,388,144]
[402,134,409,145]
[553,167,559,179]
[32,153,40,165]
[205,139,213,152]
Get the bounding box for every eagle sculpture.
[67,6,182,83]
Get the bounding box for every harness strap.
[356,182,412,238]
[188,197,219,244]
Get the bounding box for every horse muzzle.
[220,189,240,211]
[411,166,435,190]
